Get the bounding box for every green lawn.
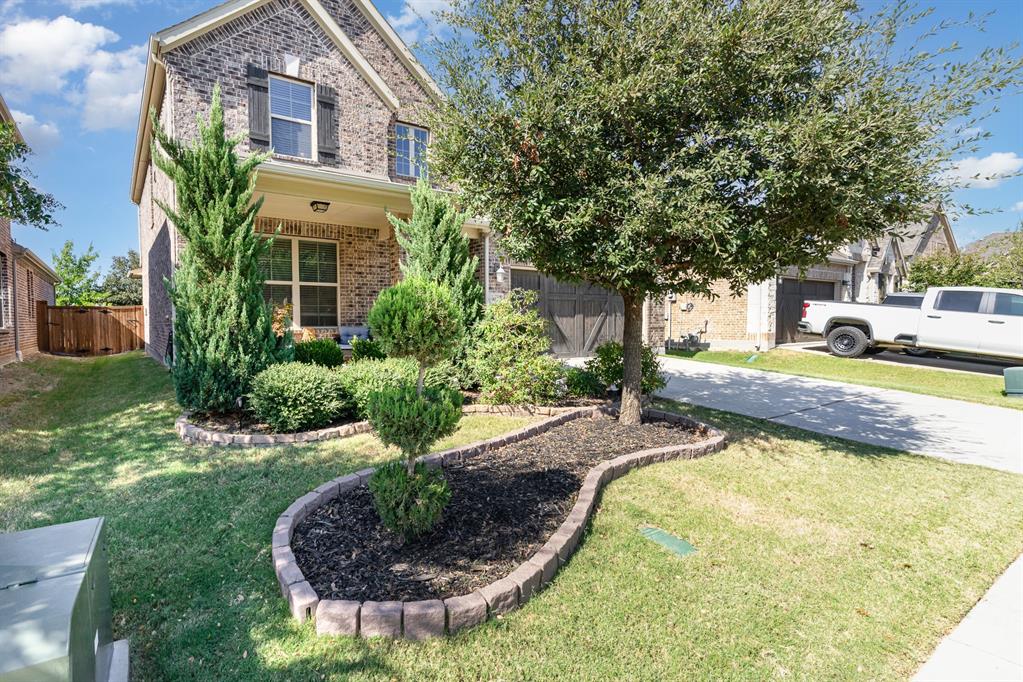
[667,348,1021,410]
[2,353,1021,681]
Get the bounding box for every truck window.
[882,295,923,308]
[993,293,1023,317]
[935,290,983,313]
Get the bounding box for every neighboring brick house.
[132,0,662,364]
[665,209,958,350]
[0,93,59,367]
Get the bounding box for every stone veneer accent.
[271,406,726,637]
[176,403,587,447]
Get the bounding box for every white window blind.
[270,76,313,159]
[259,237,338,328]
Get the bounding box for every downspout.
[483,232,491,304]
[11,254,21,361]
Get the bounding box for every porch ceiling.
[258,191,393,230]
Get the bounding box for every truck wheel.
[826,326,869,358]
[903,347,931,357]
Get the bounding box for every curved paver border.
[176,403,589,447]
[271,406,726,639]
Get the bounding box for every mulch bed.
[189,410,356,435]
[292,416,709,602]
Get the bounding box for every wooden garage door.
[776,278,837,344]
[511,269,624,356]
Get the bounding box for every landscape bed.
[273,407,727,639]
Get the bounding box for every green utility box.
[0,518,129,682]
[1006,367,1023,396]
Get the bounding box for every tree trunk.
[619,291,644,425]
[416,363,426,397]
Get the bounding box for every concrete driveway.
[657,356,1023,474]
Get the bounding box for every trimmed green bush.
[368,461,452,541]
[585,341,666,395]
[294,338,345,368]
[565,365,606,398]
[336,358,459,419]
[367,277,463,373]
[350,337,386,361]
[249,362,347,432]
[367,385,463,460]
[468,290,567,405]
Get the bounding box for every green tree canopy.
[430,0,1022,422]
[152,85,290,412]
[52,240,105,306]
[101,249,143,306]
[0,122,62,229]
[905,252,991,292]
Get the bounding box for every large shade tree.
[429,0,1022,423]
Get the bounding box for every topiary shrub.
[249,362,347,432]
[585,341,666,395]
[337,358,459,419]
[368,461,452,542]
[468,289,567,405]
[294,338,345,368]
[365,278,463,538]
[565,365,606,398]
[350,337,386,362]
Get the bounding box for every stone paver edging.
[176,403,586,447]
[271,406,726,639]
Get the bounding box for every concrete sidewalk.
[656,356,1023,474]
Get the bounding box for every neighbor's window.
[993,293,1023,317]
[270,76,313,159]
[395,123,428,178]
[259,237,338,327]
[935,290,984,313]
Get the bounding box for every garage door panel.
[777,278,838,344]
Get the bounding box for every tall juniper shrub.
[151,86,291,411]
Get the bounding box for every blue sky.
[1,0,1021,272]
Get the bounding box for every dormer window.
[270,75,314,159]
[395,123,428,178]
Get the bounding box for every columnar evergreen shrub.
[468,290,567,405]
[151,86,291,411]
[365,278,463,539]
[585,341,666,395]
[249,362,347,432]
[294,338,344,368]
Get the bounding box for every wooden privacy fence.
[37,302,144,356]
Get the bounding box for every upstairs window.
[270,76,313,159]
[395,123,428,178]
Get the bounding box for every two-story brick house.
[132,0,669,365]
[0,93,59,367]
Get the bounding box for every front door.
[510,269,624,356]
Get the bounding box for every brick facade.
[0,217,58,366]
[0,217,13,364]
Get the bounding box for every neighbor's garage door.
[776,278,838,344]
[511,269,624,356]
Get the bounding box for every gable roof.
[0,92,24,144]
[131,0,444,203]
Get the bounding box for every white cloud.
[958,126,983,138]
[63,0,134,9]
[10,109,60,153]
[0,16,145,131]
[0,16,118,94]
[79,44,145,130]
[386,0,452,46]
[945,152,1023,189]
[1013,201,1023,212]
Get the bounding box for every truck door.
[979,292,1023,360]
[916,289,984,353]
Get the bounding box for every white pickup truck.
[798,287,1023,361]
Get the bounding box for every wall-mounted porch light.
[495,263,506,284]
[310,200,330,213]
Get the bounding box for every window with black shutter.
[316,84,338,164]
[246,64,271,151]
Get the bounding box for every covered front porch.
[253,161,493,341]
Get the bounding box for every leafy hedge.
[337,358,460,419]
[249,362,346,432]
[294,338,345,368]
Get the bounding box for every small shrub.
[367,277,463,369]
[249,362,347,432]
[585,341,666,395]
[367,384,463,460]
[351,337,386,361]
[337,358,459,419]
[565,366,605,398]
[369,461,451,541]
[469,290,565,405]
[294,338,344,368]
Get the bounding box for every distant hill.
[963,231,1013,260]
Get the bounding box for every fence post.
[36,301,49,352]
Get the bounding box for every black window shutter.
[247,64,270,150]
[316,84,338,164]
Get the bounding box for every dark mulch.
[292,416,709,602]
[189,410,356,435]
